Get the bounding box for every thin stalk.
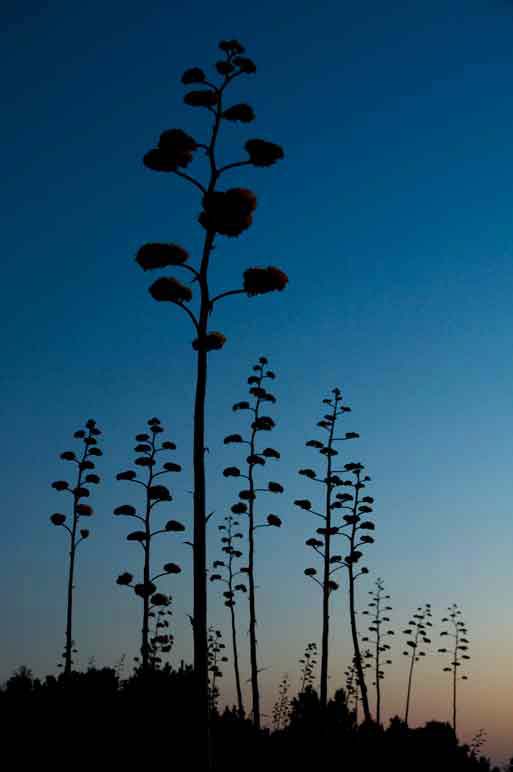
[247,391,262,729]
[64,432,89,676]
[320,398,337,709]
[347,469,371,723]
[141,432,156,673]
[227,518,244,717]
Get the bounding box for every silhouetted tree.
[137,40,286,761]
[361,577,393,724]
[295,387,358,708]
[210,514,246,716]
[223,356,283,728]
[402,602,432,725]
[49,418,102,675]
[438,603,470,736]
[114,417,183,673]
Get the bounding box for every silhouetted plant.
[402,602,432,725]
[210,514,246,717]
[338,461,375,723]
[361,578,393,725]
[224,356,283,728]
[148,601,175,669]
[49,418,103,676]
[438,603,470,735]
[137,40,286,758]
[272,674,291,731]
[208,627,228,713]
[295,388,359,709]
[469,728,487,759]
[114,417,183,674]
[298,642,318,692]
[344,658,359,720]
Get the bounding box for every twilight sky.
[2,0,513,763]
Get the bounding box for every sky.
[2,0,513,763]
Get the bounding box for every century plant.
[114,417,184,674]
[298,642,318,693]
[210,514,246,717]
[344,658,359,720]
[148,600,175,669]
[272,674,291,731]
[361,578,394,725]
[438,603,470,735]
[294,388,359,709]
[49,418,102,676]
[208,627,228,714]
[223,356,284,728]
[402,603,432,725]
[136,40,286,757]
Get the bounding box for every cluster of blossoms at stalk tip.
[114,417,184,671]
[136,38,287,354]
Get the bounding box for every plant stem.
[320,398,337,709]
[247,390,262,729]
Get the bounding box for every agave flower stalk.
[207,627,228,714]
[298,642,318,693]
[438,603,470,735]
[224,356,284,728]
[210,514,246,717]
[148,602,175,669]
[344,658,359,720]
[294,388,359,709]
[401,603,432,725]
[49,418,103,676]
[361,578,393,725]
[114,417,184,674]
[138,40,286,756]
[303,459,375,722]
[272,674,291,731]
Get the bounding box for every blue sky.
[2,0,513,763]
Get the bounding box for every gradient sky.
[2,0,513,764]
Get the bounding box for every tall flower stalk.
[298,642,318,693]
[438,603,470,735]
[361,578,393,725]
[272,675,291,730]
[210,514,246,717]
[49,418,102,676]
[138,40,286,757]
[114,417,184,674]
[223,356,284,728]
[402,603,432,725]
[294,389,362,710]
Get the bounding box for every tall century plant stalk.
[361,577,394,725]
[49,418,102,676]
[223,356,284,728]
[114,417,184,674]
[210,513,246,717]
[402,603,432,725]
[137,40,287,761]
[438,603,470,736]
[294,387,359,709]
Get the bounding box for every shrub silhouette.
[49,418,102,675]
[114,417,183,673]
[295,387,359,709]
[137,39,286,760]
[223,356,283,728]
